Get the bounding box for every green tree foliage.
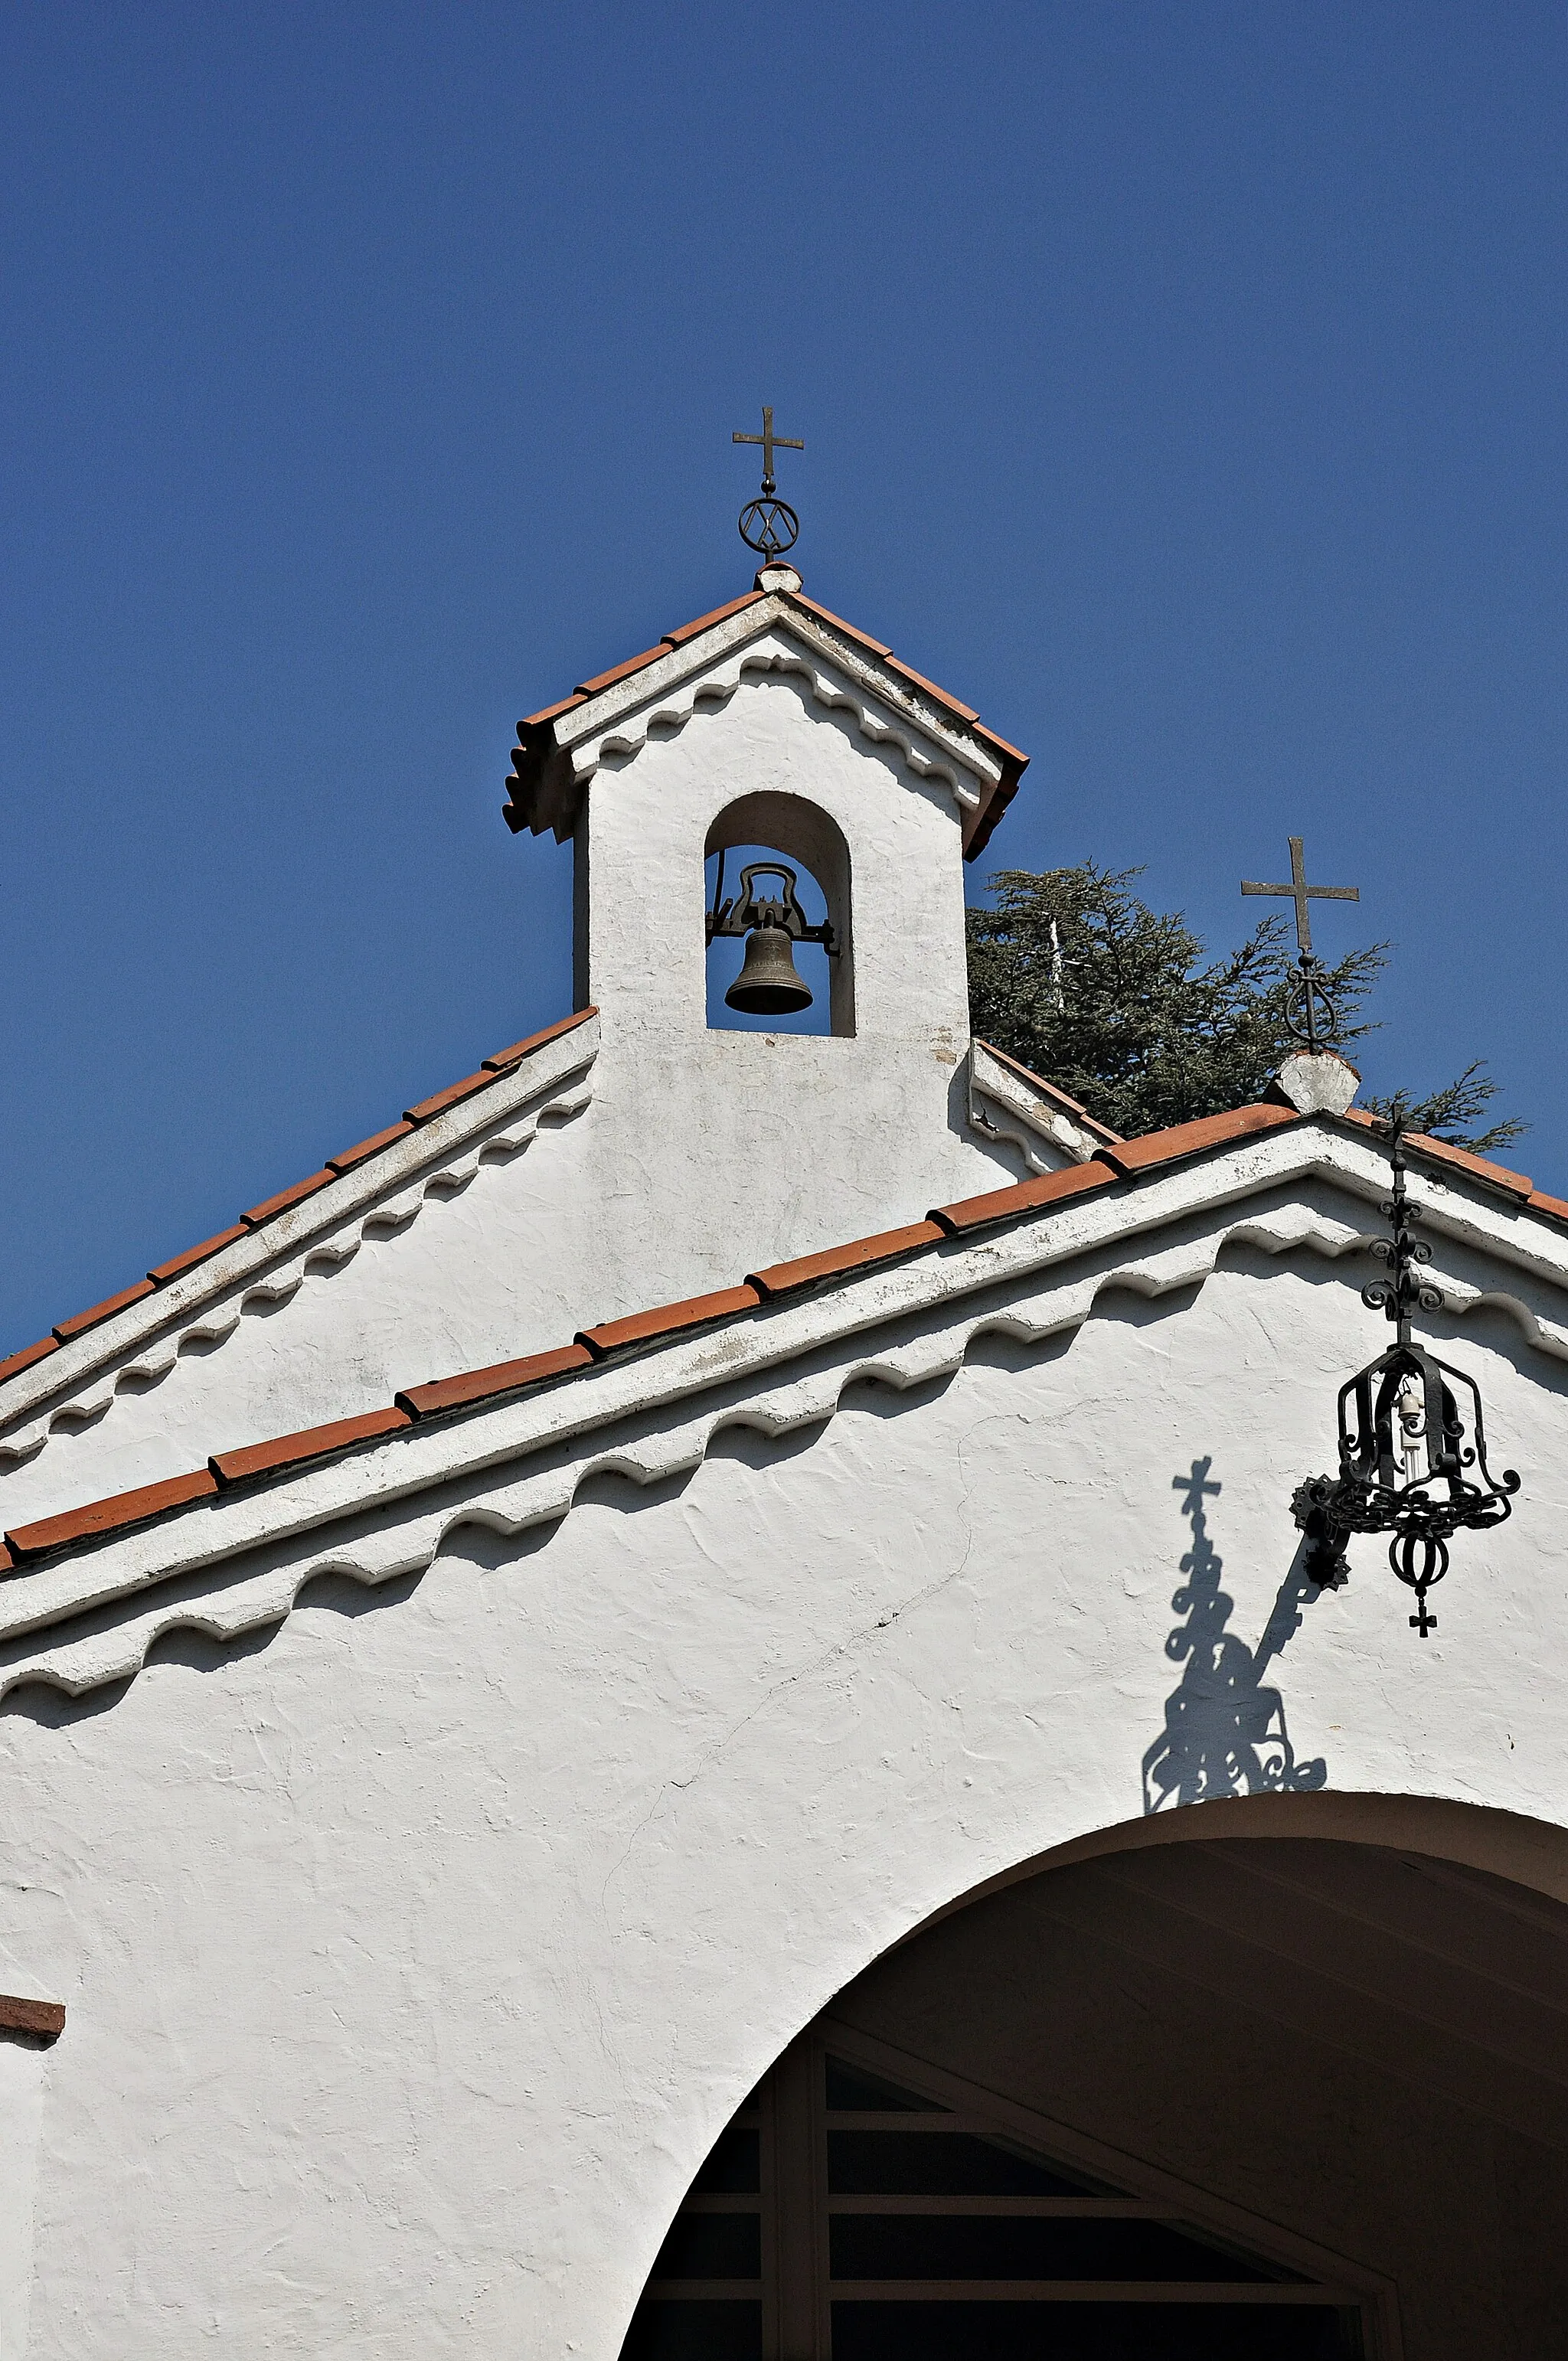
[966,862,1524,1151]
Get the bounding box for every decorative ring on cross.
[1285,962,1338,1052]
[738,496,800,558]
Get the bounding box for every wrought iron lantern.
[1292,1122,1521,1636]
[707,857,837,1017]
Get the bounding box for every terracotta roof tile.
[0,1995,65,2039]
[974,723,1029,767]
[403,1070,494,1125]
[1099,1103,1299,1177]
[240,1171,337,1228]
[1402,1132,1533,1200]
[6,1468,217,1560]
[0,1540,15,1575]
[148,1225,250,1285]
[747,1221,946,1301]
[575,644,669,697]
[660,590,766,645]
[0,1010,599,1398]
[931,1159,1119,1237]
[211,1406,411,1487]
[18,1079,1565,1574]
[973,1040,1124,1143]
[1334,1108,1535,1200]
[964,774,1023,860]
[789,591,893,658]
[53,1278,156,1342]
[505,581,1026,861]
[518,598,765,738]
[520,691,588,730]
[578,1284,761,1359]
[327,1122,415,1175]
[397,1342,593,1419]
[885,655,979,721]
[0,1336,60,1386]
[480,1006,598,1072]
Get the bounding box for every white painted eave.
[5,1115,1568,1699]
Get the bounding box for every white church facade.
[2,558,1566,2359]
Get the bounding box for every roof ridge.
[0,1009,598,1393]
[0,1102,1269,1572]
[971,1039,1125,1145]
[7,1094,1559,1580]
[505,579,1028,860]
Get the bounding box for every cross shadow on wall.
[1142,1458,1328,1815]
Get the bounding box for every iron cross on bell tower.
[733,405,804,562]
[1242,835,1360,1052]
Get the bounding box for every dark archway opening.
[705,794,854,1039]
[621,1810,1568,2359]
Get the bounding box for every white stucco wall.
[3,1228,1566,2357]
[0,666,1018,1532]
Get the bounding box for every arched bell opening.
[619,1796,1568,2359]
[705,793,854,1039]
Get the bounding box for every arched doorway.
[621,1804,1568,2359]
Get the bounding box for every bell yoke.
[707,854,838,1017]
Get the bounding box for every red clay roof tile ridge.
[971,1040,1125,1144]
[11,1089,1567,1575]
[930,1159,1120,1237]
[0,1336,61,1389]
[1098,1102,1300,1177]
[0,1010,598,1389]
[577,1284,762,1360]
[746,1221,947,1301]
[397,1342,593,1420]
[210,1406,411,1487]
[6,1468,219,1563]
[518,596,769,730]
[1331,1106,1534,1201]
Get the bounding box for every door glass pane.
[831,2300,1364,2359]
[691,2127,760,2193]
[825,2058,949,2111]
[830,2213,1299,2281]
[651,2212,761,2280]
[828,2130,1098,2196]
[621,2300,763,2360]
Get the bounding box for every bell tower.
[505,557,1031,1287]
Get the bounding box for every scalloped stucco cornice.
[0,1018,600,1465]
[5,1118,1568,1706]
[537,602,1004,829]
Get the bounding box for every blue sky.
[2,2,1565,1353]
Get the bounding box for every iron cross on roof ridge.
[733,405,803,495]
[1241,835,1359,959]
[1241,835,1361,1053]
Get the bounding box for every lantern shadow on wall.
[1142,1457,1329,1815]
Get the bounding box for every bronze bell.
[725,919,814,1015]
